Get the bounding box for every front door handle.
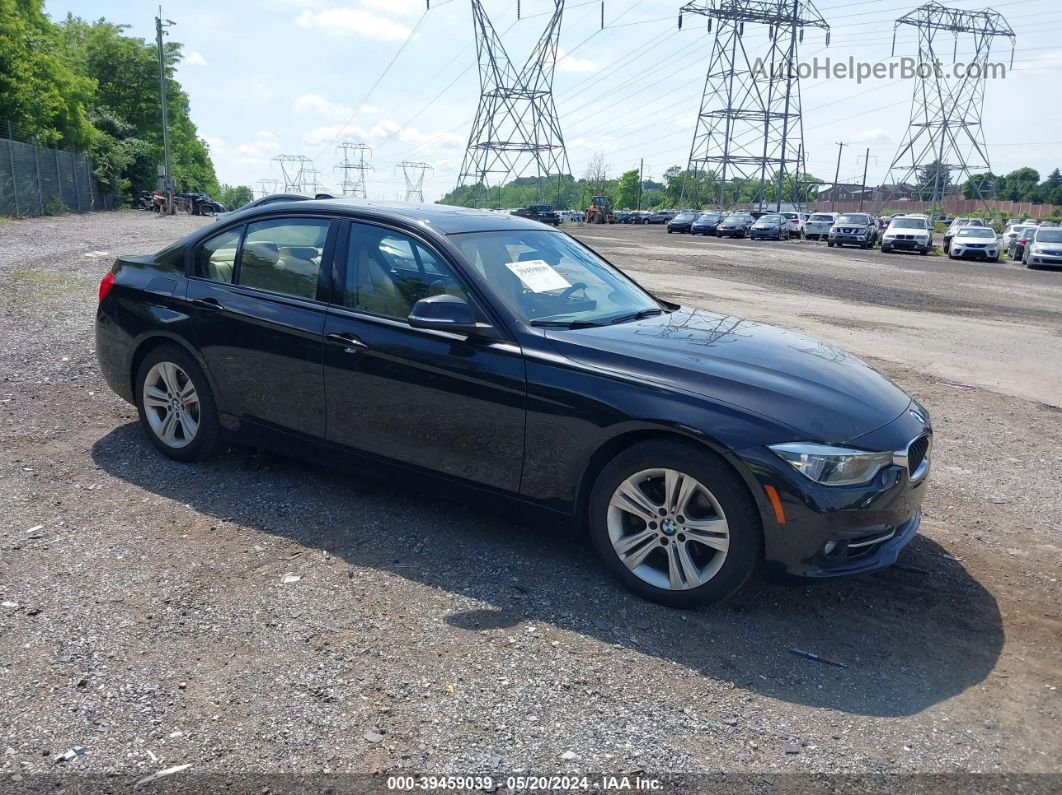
[192,297,224,312]
[326,332,368,353]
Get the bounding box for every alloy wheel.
[606,468,730,591]
[142,361,200,449]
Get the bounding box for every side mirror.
[408,294,487,336]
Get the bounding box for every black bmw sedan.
[95,201,931,608]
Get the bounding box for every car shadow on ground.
[92,423,1003,719]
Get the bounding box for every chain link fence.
[0,120,114,217]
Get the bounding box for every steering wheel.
[560,282,588,300]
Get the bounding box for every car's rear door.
[186,215,336,438]
[322,219,526,491]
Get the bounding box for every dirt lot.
[0,212,1060,783]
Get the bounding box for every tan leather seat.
[356,248,409,318]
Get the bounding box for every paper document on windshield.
[504,259,571,293]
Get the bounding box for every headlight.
[768,443,894,486]
[1031,244,1044,253]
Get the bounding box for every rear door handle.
[326,332,368,352]
[192,297,224,312]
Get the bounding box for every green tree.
[0,0,96,147]
[218,184,253,211]
[1001,167,1039,201]
[915,160,952,200]
[963,172,997,200]
[614,169,640,209]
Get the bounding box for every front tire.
[588,440,762,608]
[135,345,220,462]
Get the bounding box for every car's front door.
[186,216,335,438]
[322,220,526,491]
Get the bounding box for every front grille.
[1045,250,1062,256]
[907,435,930,475]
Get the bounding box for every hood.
[543,307,912,444]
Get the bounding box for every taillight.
[98,272,116,302]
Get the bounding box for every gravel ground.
[0,212,1059,784]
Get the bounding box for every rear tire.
[588,440,762,608]
[135,345,220,462]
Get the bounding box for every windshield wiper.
[606,308,664,325]
[529,319,605,329]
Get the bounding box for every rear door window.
[237,217,331,300]
[195,228,242,283]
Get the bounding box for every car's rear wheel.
[589,440,761,608]
[135,345,220,462]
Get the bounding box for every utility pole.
[884,2,1015,208]
[680,0,829,213]
[858,147,870,212]
[455,0,572,206]
[830,141,846,212]
[334,143,373,198]
[637,158,644,210]
[396,161,433,203]
[155,7,176,215]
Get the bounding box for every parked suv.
[781,211,806,237]
[515,205,561,226]
[880,216,932,255]
[648,210,677,224]
[804,212,837,240]
[828,213,879,249]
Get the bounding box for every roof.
[260,198,551,234]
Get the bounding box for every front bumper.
[718,227,745,237]
[1027,250,1062,266]
[751,229,783,238]
[735,405,932,583]
[830,234,871,245]
[951,246,999,260]
[882,237,929,251]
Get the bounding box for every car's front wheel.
[589,440,761,608]
[135,345,220,462]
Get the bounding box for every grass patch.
[3,270,83,307]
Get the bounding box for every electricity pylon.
[456,0,571,207]
[334,142,373,198]
[679,0,829,209]
[396,161,433,203]
[256,178,279,199]
[271,155,313,193]
[884,2,1015,205]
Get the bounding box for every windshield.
[957,228,995,238]
[673,213,696,220]
[836,215,869,224]
[724,214,748,221]
[891,218,925,229]
[698,212,721,220]
[1036,229,1062,242]
[450,229,660,326]
[808,214,834,222]
[757,215,782,223]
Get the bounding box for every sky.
[44,0,1062,202]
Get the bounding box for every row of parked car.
[635,208,1060,267]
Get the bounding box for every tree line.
[0,1,248,206]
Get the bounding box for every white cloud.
[296,8,414,41]
[557,48,595,73]
[293,93,352,118]
[202,135,227,152]
[184,50,208,66]
[231,131,283,166]
[302,119,463,152]
[360,0,423,16]
[850,127,892,144]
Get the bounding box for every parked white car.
[948,226,1000,262]
[880,215,933,255]
[781,211,807,236]
[804,212,838,240]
